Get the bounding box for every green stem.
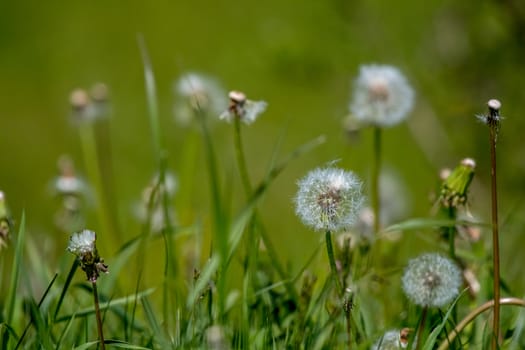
[92,281,106,350]
[489,124,500,349]
[371,127,382,235]
[325,230,343,296]
[414,307,428,350]
[79,124,114,246]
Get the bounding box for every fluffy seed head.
[295,167,364,232]
[350,64,414,127]
[67,229,96,256]
[402,253,462,308]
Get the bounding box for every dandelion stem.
[234,117,252,195]
[489,119,501,349]
[92,281,106,350]
[325,230,343,296]
[414,307,428,350]
[79,124,115,247]
[371,126,381,235]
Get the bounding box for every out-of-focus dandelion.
[295,167,363,232]
[0,191,11,251]
[70,83,110,124]
[349,64,414,127]
[134,172,177,234]
[220,90,267,125]
[402,253,461,308]
[173,72,226,126]
[67,229,108,282]
[52,155,87,233]
[372,329,411,350]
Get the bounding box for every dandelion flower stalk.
[371,126,382,234]
[67,230,108,350]
[295,166,363,347]
[480,99,502,348]
[349,64,414,238]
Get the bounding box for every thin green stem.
[325,230,343,296]
[92,281,106,350]
[371,127,382,235]
[414,307,428,350]
[79,124,115,246]
[489,124,500,349]
[234,117,252,195]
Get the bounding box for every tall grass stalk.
[138,34,178,334]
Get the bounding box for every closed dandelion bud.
[295,167,364,232]
[440,158,475,208]
[67,229,108,282]
[350,64,414,127]
[402,253,461,308]
[220,90,267,124]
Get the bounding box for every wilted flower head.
[372,329,410,350]
[220,90,267,124]
[295,167,364,232]
[440,158,475,208]
[174,72,226,126]
[350,64,414,127]
[402,253,461,308]
[67,229,108,282]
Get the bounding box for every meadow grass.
[1,53,524,350]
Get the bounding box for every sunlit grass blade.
[141,296,171,349]
[382,217,488,234]
[54,259,79,320]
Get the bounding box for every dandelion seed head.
[295,167,363,232]
[350,64,414,127]
[67,229,96,256]
[402,253,462,308]
[174,72,226,126]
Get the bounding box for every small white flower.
[350,64,414,127]
[219,90,267,125]
[67,229,96,256]
[295,167,364,232]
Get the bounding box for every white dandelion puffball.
[350,64,414,127]
[295,167,364,232]
[67,229,96,256]
[402,253,462,308]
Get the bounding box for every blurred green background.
[1,0,525,291]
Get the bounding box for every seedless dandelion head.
[220,90,267,124]
[295,167,363,232]
[350,64,414,127]
[402,253,461,308]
